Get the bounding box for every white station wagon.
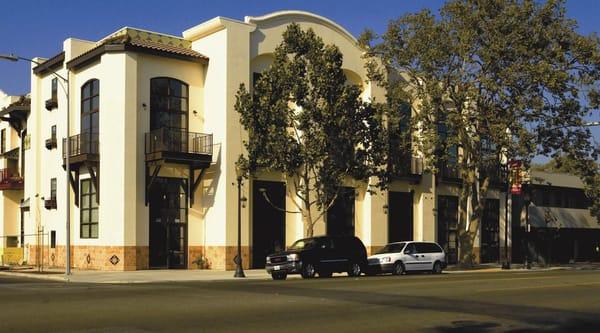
[367,241,447,275]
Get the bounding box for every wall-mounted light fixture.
[142,103,147,110]
[193,110,198,116]
[383,204,389,215]
[241,196,247,208]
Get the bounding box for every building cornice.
[182,16,255,41]
[244,10,358,45]
[32,52,65,76]
[67,41,208,71]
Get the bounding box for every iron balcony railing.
[0,168,24,190]
[62,133,99,158]
[390,156,424,177]
[439,163,506,184]
[480,164,507,185]
[45,98,58,111]
[440,163,460,180]
[145,127,213,156]
[45,137,57,150]
[44,198,57,210]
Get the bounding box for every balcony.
[44,198,57,210]
[0,168,24,190]
[480,164,507,188]
[62,133,99,167]
[145,127,213,169]
[439,163,462,184]
[145,127,213,206]
[45,137,57,150]
[389,156,424,182]
[45,98,58,111]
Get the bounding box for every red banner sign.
[509,160,522,195]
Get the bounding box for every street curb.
[1,266,593,284]
[0,270,67,282]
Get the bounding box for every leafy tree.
[361,0,600,265]
[236,24,386,237]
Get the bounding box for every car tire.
[392,261,405,276]
[319,270,333,278]
[347,263,362,277]
[271,272,287,280]
[432,261,443,274]
[301,263,316,279]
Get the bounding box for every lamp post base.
[233,255,246,278]
[501,262,511,269]
[234,266,246,278]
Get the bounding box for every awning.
[20,198,30,210]
[526,205,600,229]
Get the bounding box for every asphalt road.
[1,270,599,333]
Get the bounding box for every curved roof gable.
[245,10,358,45]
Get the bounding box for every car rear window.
[428,243,443,253]
[417,243,443,253]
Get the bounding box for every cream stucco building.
[2,11,510,271]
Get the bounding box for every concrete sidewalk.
[0,267,276,283]
[1,263,586,284]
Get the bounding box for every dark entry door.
[252,180,286,268]
[327,187,355,236]
[481,199,500,263]
[149,177,187,269]
[437,195,459,265]
[388,191,413,242]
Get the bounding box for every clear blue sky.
[1,0,598,145]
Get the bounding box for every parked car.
[367,241,447,275]
[265,235,368,280]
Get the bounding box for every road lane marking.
[477,281,600,293]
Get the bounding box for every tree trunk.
[305,214,314,238]
[457,168,483,268]
[457,168,490,267]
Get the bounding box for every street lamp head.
[234,164,246,180]
[0,54,19,62]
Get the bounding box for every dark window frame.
[1,128,5,154]
[50,178,57,201]
[81,79,99,148]
[50,230,56,249]
[150,77,189,131]
[80,179,99,239]
[51,78,58,102]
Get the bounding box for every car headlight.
[380,257,391,263]
[287,253,300,262]
[266,256,271,264]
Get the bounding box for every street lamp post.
[234,166,246,278]
[502,163,511,269]
[523,187,532,269]
[1,53,72,277]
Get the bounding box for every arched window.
[150,78,188,130]
[81,79,99,153]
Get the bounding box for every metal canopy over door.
[252,180,286,268]
[149,177,188,269]
[388,191,414,242]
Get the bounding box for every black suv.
[265,235,368,280]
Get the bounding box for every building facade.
[512,171,600,264]
[3,11,511,271]
[0,92,28,265]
